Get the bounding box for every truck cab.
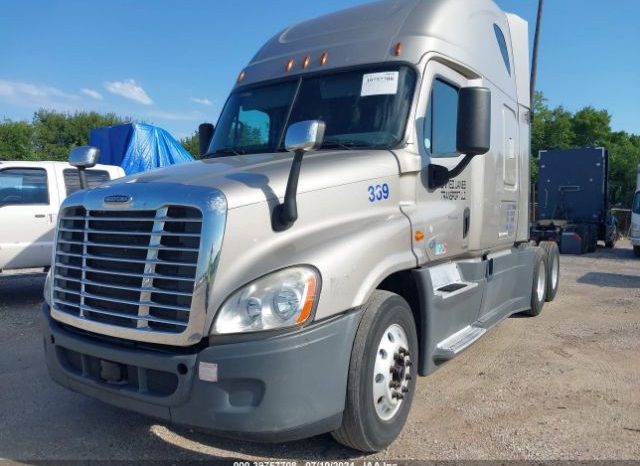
[0,161,124,272]
[41,0,559,451]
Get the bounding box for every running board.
[433,325,486,362]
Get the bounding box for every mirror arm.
[77,167,88,190]
[427,154,474,190]
[272,149,304,231]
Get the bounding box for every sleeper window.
[424,78,459,158]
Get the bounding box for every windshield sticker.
[361,71,399,97]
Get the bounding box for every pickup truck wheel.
[522,247,547,316]
[634,246,640,258]
[540,241,560,302]
[331,290,417,452]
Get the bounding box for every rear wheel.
[332,290,418,452]
[522,247,547,316]
[540,241,560,302]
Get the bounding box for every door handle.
[35,214,46,218]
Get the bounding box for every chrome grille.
[53,205,202,333]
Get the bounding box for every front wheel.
[332,290,418,452]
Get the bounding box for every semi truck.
[41,0,560,452]
[530,147,617,254]
[631,165,640,257]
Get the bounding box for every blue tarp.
[89,123,194,175]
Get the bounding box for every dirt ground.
[1,241,639,462]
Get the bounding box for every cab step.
[433,325,486,362]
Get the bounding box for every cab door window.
[0,168,49,206]
[424,79,460,158]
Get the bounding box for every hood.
[106,149,400,209]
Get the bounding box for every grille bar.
[55,262,195,282]
[54,275,193,297]
[53,205,202,334]
[59,227,200,237]
[56,251,197,267]
[58,239,199,252]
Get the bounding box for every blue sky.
[1,0,638,140]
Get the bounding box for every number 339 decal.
[368,183,390,202]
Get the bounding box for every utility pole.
[530,0,544,223]
[530,0,544,116]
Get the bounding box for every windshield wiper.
[321,140,361,150]
[202,147,245,158]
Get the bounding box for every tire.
[332,290,418,452]
[634,246,640,258]
[605,240,614,249]
[522,247,547,316]
[540,241,559,302]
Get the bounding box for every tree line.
[1,93,639,207]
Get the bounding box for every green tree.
[571,107,611,147]
[0,120,34,160]
[32,110,130,161]
[180,131,200,158]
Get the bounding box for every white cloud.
[104,79,153,105]
[81,88,103,100]
[191,97,213,106]
[0,80,77,100]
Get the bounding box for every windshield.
[207,65,416,156]
[634,191,640,215]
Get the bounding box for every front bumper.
[41,304,361,441]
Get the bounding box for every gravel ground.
[0,241,639,462]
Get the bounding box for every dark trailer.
[532,147,617,254]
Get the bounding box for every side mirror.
[199,123,215,156]
[456,87,491,156]
[284,120,326,153]
[68,146,100,169]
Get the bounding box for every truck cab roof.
[240,0,529,108]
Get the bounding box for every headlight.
[212,266,319,335]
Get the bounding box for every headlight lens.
[212,266,319,335]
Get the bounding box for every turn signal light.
[285,58,295,72]
[302,55,311,69]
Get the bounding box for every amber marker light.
[415,230,425,242]
[302,55,311,69]
[296,275,318,324]
[285,58,295,72]
[319,51,329,66]
[394,42,403,57]
[237,70,246,83]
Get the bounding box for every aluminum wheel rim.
[537,261,547,302]
[551,254,559,290]
[373,323,412,421]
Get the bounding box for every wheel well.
[377,270,422,353]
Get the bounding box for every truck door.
[409,61,481,329]
[412,62,476,263]
[0,166,56,269]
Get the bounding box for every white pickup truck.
[0,161,124,272]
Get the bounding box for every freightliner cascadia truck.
[41,0,560,452]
